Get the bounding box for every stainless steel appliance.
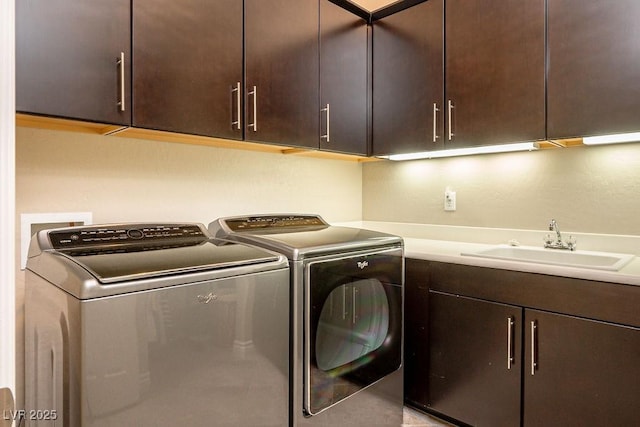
[209,214,404,426]
[25,223,289,426]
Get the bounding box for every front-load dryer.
[209,214,404,427]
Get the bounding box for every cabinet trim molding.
[16,113,378,163]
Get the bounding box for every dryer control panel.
[224,215,328,232]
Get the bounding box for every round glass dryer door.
[315,278,390,371]
[304,247,403,416]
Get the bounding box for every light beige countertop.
[335,221,640,286]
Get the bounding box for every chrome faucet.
[544,219,576,251]
[550,219,562,242]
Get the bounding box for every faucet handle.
[566,235,577,251]
[543,234,554,246]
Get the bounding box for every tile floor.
[402,406,455,427]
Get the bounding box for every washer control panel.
[48,224,206,249]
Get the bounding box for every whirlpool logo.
[357,260,369,270]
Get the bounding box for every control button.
[127,229,144,239]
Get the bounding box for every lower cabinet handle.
[433,103,440,143]
[531,320,538,375]
[507,316,514,370]
[231,82,241,130]
[117,52,125,112]
[447,99,455,141]
[321,103,330,143]
[248,85,257,131]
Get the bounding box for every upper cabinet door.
[320,1,369,156]
[244,0,319,149]
[16,0,131,125]
[372,0,444,156]
[133,0,243,139]
[547,0,640,139]
[445,0,546,148]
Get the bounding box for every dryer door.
[304,247,403,416]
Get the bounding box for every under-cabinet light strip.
[582,132,640,146]
[383,142,539,161]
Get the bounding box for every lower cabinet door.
[428,291,522,426]
[524,309,640,426]
[404,259,431,409]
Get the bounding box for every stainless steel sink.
[461,245,635,271]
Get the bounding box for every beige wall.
[16,127,363,225]
[363,143,640,236]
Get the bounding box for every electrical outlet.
[444,189,456,211]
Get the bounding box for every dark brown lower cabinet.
[404,259,431,408]
[524,310,640,427]
[428,291,522,427]
[405,259,640,427]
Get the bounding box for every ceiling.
[349,0,400,12]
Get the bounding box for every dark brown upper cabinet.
[320,0,369,156]
[132,0,243,140]
[244,0,319,149]
[373,0,546,156]
[16,0,131,125]
[445,0,546,148]
[372,0,444,156]
[547,0,640,139]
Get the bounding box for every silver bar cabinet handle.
[117,52,125,112]
[321,103,330,143]
[433,103,440,142]
[531,320,537,375]
[231,82,241,130]
[507,317,514,370]
[248,85,257,131]
[447,99,454,140]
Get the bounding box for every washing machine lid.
[210,215,403,260]
[29,223,281,284]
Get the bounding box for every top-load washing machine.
[209,214,404,427]
[25,223,289,426]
